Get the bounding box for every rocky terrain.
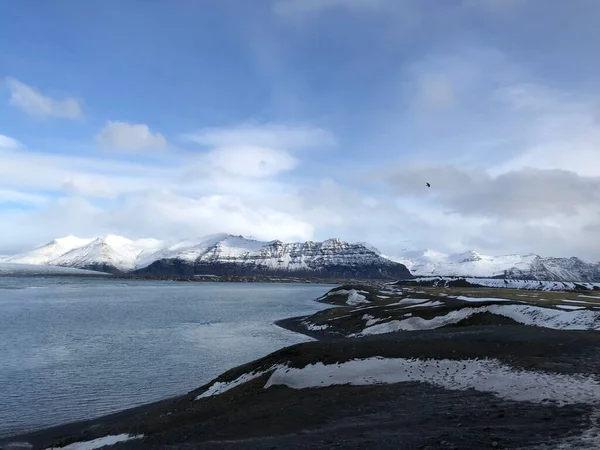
[4,284,600,449]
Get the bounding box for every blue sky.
[1,0,600,259]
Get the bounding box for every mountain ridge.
[3,234,413,280]
[386,249,600,282]
[5,235,600,281]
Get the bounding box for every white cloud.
[95,121,168,151]
[3,67,600,262]
[207,145,298,177]
[5,77,83,119]
[0,145,173,195]
[0,192,315,255]
[62,176,117,198]
[0,129,315,253]
[0,134,22,149]
[185,122,334,178]
[115,191,314,242]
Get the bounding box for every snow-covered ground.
[357,304,600,336]
[198,356,600,407]
[44,434,144,450]
[319,289,371,306]
[266,357,600,406]
[406,277,600,291]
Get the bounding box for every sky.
[1,0,600,260]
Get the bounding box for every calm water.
[0,276,333,438]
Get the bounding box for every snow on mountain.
[7,234,164,274]
[355,242,382,255]
[0,262,110,276]
[386,249,600,282]
[12,233,598,282]
[387,249,536,278]
[4,235,95,265]
[138,236,412,279]
[6,233,412,279]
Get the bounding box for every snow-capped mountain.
[5,234,413,279]
[5,235,164,274]
[386,249,600,282]
[4,235,96,265]
[139,236,412,279]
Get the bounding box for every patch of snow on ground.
[303,321,330,331]
[563,299,600,306]
[454,296,513,303]
[403,301,444,309]
[579,295,600,300]
[197,367,280,399]
[45,434,144,450]
[328,289,370,305]
[384,298,430,307]
[359,304,600,335]
[3,443,33,449]
[556,305,587,310]
[264,357,600,406]
[410,277,600,292]
[362,314,385,327]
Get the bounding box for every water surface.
[0,276,332,437]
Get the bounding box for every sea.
[0,276,333,438]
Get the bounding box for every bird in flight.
[425,182,431,188]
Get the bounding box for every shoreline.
[4,284,600,449]
[0,305,333,444]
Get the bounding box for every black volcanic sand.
[3,323,600,450]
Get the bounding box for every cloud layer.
[2,1,600,261]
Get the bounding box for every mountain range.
[2,234,413,280]
[385,249,600,282]
[3,235,600,282]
